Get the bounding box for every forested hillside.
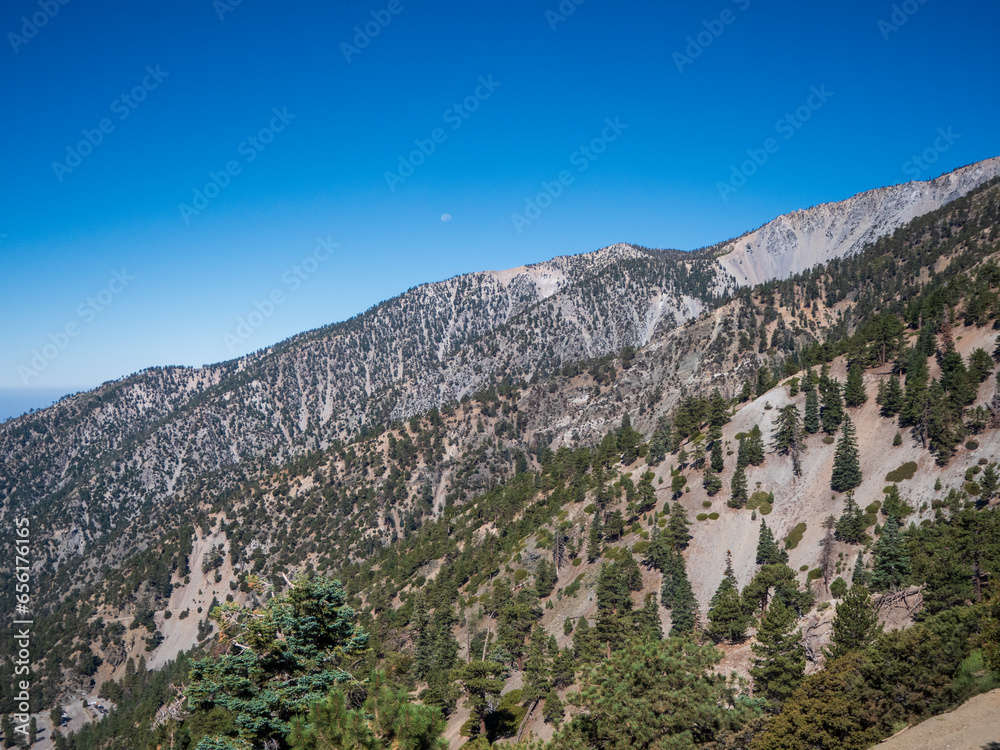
[3,174,1000,750]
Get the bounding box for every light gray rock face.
[714,157,1000,288]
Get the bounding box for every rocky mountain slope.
[713,156,1000,287]
[6,168,1000,750]
[3,161,998,581]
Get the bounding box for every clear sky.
[1,0,998,420]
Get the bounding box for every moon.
[441,213,452,222]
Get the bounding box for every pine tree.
[729,464,748,509]
[707,553,748,643]
[637,593,664,642]
[702,464,722,496]
[522,626,551,704]
[456,660,506,737]
[1,717,13,749]
[820,377,844,434]
[647,415,672,466]
[587,513,602,562]
[870,515,911,592]
[711,440,724,473]
[756,519,787,565]
[968,347,994,383]
[659,551,684,609]
[668,557,698,637]
[877,375,904,417]
[900,353,930,438]
[804,387,820,434]
[852,551,868,588]
[288,671,449,750]
[709,387,729,427]
[750,598,805,704]
[542,690,564,727]
[830,414,862,492]
[835,491,866,545]
[745,424,766,466]
[665,502,691,550]
[413,595,433,679]
[827,583,882,660]
[844,360,868,408]
[572,616,600,663]
[770,403,805,475]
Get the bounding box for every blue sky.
[1,0,998,419]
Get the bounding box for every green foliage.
[288,671,448,750]
[869,516,910,592]
[844,360,868,408]
[708,553,749,644]
[729,464,748,509]
[831,415,862,493]
[885,461,918,482]
[827,584,882,660]
[830,576,848,598]
[770,404,805,475]
[756,520,788,566]
[750,598,805,705]
[550,638,744,750]
[783,523,806,551]
[185,577,369,748]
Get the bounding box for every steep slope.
[713,156,1000,287]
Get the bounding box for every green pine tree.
[804,387,820,434]
[750,598,805,705]
[820,377,844,434]
[830,414,862,492]
[844,360,868,408]
[708,553,749,644]
[665,502,691,550]
[289,671,449,750]
[745,424,766,466]
[636,593,664,642]
[2,717,13,749]
[826,583,882,660]
[852,551,868,588]
[877,375,904,417]
[543,689,565,727]
[870,516,911,592]
[587,513,602,562]
[668,557,698,637]
[711,440,724,473]
[770,403,805,475]
[835,491,866,545]
[756,520,787,565]
[456,660,506,737]
[702,464,722,496]
[729,464,748,509]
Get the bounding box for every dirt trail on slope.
[874,690,1000,750]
